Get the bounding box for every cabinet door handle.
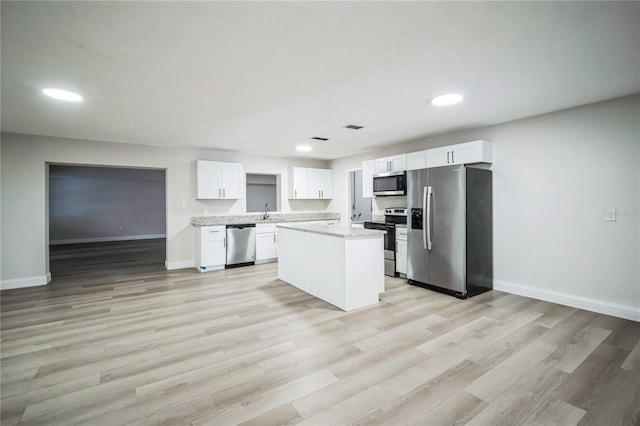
[223,188,226,198]
[223,237,226,248]
[273,234,276,243]
[451,151,455,163]
[447,152,450,164]
[294,189,297,198]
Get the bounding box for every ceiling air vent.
[311,137,329,141]
[344,124,363,130]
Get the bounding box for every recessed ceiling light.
[431,93,463,106]
[42,87,83,102]
[296,145,312,152]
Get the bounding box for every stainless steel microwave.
[373,171,406,196]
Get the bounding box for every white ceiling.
[2,2,639,160]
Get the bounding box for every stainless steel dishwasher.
[226,224,256,267]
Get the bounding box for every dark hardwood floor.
[48,239,166,286]
[1,241,639,425]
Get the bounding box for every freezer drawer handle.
[426,186,433,250]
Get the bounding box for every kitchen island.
[277,223,386,311]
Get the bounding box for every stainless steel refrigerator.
[407,165,492,298]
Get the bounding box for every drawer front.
[256,223,277,234]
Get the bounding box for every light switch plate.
[604,209,616,222]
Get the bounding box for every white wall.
[0,133,329,287]
[330,94,640,320]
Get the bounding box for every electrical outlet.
[181,201,187,209]
[604,209,616,222]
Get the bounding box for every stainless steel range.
[364,208,407,277]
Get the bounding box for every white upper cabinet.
[375,154,407,173]
[425,140,493,168]
[406,150,427,170]
[288,167,332,199]
[220,162,243,199]
[314,169,333,200]
[362,159,376,198]
[289,167,308,199]
[197,160,244,199]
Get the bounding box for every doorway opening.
[349,169,372,223]
[246,173,281,214]
[47,164,167,282]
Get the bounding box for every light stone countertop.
[277,223,386,239]
[191,211,340,226]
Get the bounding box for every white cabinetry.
[196,160,243,199]
[195,226,226,272]
[362,159,376,198]
[288,167,332,199]
[277,227,384,311]
[406,150,427,170]
[375,154,407,173]
[255,223,278,264]
[425,140,492,168]
[307,168,332,199]
[395,226,407,277]
[289,167,308,199]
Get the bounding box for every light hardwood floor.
[1,240,639,425]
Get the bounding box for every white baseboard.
[165,260,195,271]
[50,234,166,245]
[494,280,640,322]
[1,273,51,290]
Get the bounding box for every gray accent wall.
[350,170,371,221]
[246,174,277,213]
[49,165,166,244]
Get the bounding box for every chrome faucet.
[263,202,270,220]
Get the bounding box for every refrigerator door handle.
[422,186,427,250]
[426,186,433,250]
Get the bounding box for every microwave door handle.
[422,186,427,250]
[426,186,433,250]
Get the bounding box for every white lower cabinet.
[396,226,408,276]
[256,223,278,264]
[195,226,226,272]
